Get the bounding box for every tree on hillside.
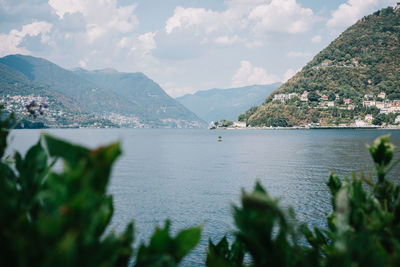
[220,119,233,127]
[308,91,320,102]
[328,92,336,101]
[372,114,383,125]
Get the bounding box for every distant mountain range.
[242,7,400,127]
[0,54,205,128]
[176,84,281,122]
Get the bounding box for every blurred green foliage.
[135,220,201,267]
[206,236,245,267]
[2,106,400,266]
[0,108,201,266]
[207,134,400,266]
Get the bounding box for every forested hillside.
[0,55,205,128]
[242,7,400,127]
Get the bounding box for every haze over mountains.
[177,84,281,122]
[0,54,205,128]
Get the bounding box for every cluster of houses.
[273,90,400,115]
[1,94,52,116]
[362,92,400,114]
[1,94,111,127]
[273,90,353,109]
[102,112,144,127]
[360,91,400,126]
[273,93,300,102]
[271,90,400,127]
[0,94,82,125]
[355,114,400,127]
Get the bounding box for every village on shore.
[211,90,400,130]
[209,89,400,130]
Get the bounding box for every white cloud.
[311,35,321,43]
[232,60,280,87]
[0,21,53,57]
[248,0,315,35]
[286,51,312,58]
[245,40,263,48]
[165,7,219,34]
[138,32,157,55]
[118,37,129,49]
[215,35,240,45]
[161,82,196,98]
[86,24,106,43]
[48,0,138,43]
[283,68,298,82]
[48,0,84,19]
[165,0,316,38]
[114,32,157,57]
[78,59,87,67]
[327,0,393,30]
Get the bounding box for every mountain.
[72,68,204,127]
[0,55,205,128]
[0,62,83,111]
[241,6,400,127]
[0,55,145,115]
[176,84,281,122]
[0,61,106,128]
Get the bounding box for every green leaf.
[367,135,394,168]
[328,173,342,196]
[43,134,89,166]
[149,220,172,253]
[174,225,202,261]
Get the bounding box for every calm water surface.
[9,129,400,265]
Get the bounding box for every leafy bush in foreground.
[207,134,400,267]
[0,109,200,267]
[1,107,400,266]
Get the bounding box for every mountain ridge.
[177,83,281,122]
[0,54,205,128]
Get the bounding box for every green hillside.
[0,62,112,128]
[242,7,400,127]
[0,55,137,115]
[73,68,205,127]
[0,55,205,128]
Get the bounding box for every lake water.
[8,128,400,265]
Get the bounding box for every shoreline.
[214,125,400,130]
[13,126,400,130]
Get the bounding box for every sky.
[0,0,397,97]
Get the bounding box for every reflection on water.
[8,129,400,265]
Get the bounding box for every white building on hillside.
[355,120,367,127]
[395,115,400,124]
[363,101,376,107]
[364,94,374,100]
[288,93,299,99]
[378,92,386,99]
[233,121,247,128]
[365,114,374,123]
[300,91,308,101]
[273,94,288,102]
